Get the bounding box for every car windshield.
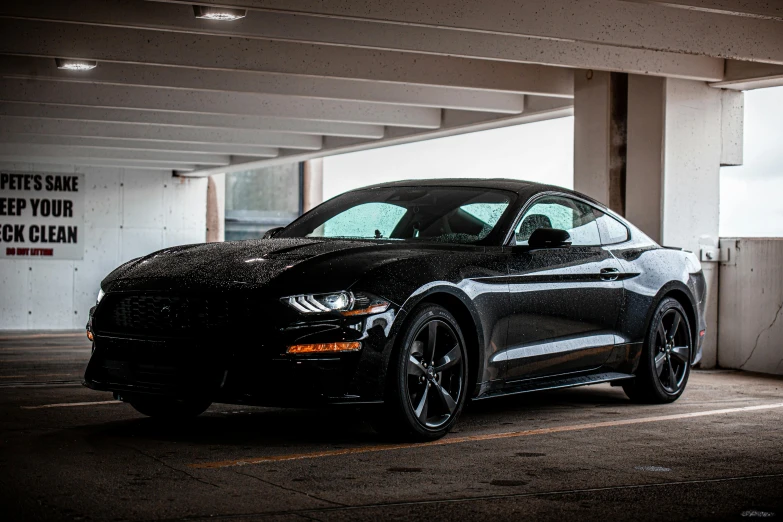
[279,186,513,244]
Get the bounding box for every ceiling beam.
[0,79,442,129]
[622,1,783,21]
[0,155,196,171]
[0,55,528,114]
[154,0,783,65]
[0,116,325,150]
[0,101,384,139]
[0,19,575,97]
[0,133,280,157]
[0,0,722,81]
[0,144,232,166]
[710,60,783,90]
[180,97,574,177]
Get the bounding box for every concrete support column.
[626,75,665,244]
[573,69,627,214]
[625,78,743,368]
[575,72,744,368]
[303,158,324,212]
[660,80,723,368]
[206,173,225,242]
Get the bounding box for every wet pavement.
[1,332,782,521]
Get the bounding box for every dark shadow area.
[74,405,378,449]
[53,384,637,449]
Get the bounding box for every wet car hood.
[102,238,428,291]
[103,238,385,293]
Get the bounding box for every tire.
[623,297,693,403]
[374,304,469,441]
[129,397,211,419]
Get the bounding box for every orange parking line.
[189,402,783,470]
[0,333,85,341]
[0,345,91,351]
[21,400,121,410]
[0,373,78,379]
[0,353,89,364]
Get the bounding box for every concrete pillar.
[573,69,627,214]
[661,80,723,368]
[576,72,744,368]
[206,173,225,242]
[624,77,743,368]
[303,158,324,212]
[721,90,744,167]
[626,75,665,244]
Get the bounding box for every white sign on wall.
[0,172,85,260]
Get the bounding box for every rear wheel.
[128,397,211,419]
[623,297,692,403]
[375,304,468,441]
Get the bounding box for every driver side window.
[514,196,601,246]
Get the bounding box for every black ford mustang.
[85,179,706,440]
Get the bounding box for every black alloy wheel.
[406,318,464,429]
[376,304,468,440]
[654,308,691,393]
[623,297,692,403]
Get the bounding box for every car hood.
[103,238,383,293]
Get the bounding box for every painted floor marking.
[0,345,91,352]
[0,381,83,389]
[189,402,783,470]
[0,333,86,341]
[21,400,121,410]
[0,356,88,363]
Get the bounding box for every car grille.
[95,293,256,336]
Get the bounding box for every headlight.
[96,288,105,305]
[283,291,389,316]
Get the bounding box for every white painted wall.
[718,238,783,375]
[0,163,207,330]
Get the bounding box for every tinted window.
[596,212,630,245]
[514,196,601,246]
[281,186,513,244]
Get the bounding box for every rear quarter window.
[596,212,630,245]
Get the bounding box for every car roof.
[355,178,608,211]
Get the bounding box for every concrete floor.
[1,333,782,521]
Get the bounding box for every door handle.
[599,268,620,281]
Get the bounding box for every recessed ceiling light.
[193,5,247,21]
[55,58,98,71]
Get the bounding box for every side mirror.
[262,227,284,239]
[527,228,571,248]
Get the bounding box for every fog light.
[287,342,361,354]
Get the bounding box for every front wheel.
[375,304,469,441]
[623,297,692,403]
[128,397,211,419]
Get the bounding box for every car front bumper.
[84,303,397,406]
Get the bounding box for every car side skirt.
[473,371,635,401]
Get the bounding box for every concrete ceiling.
[0,0,781,176]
